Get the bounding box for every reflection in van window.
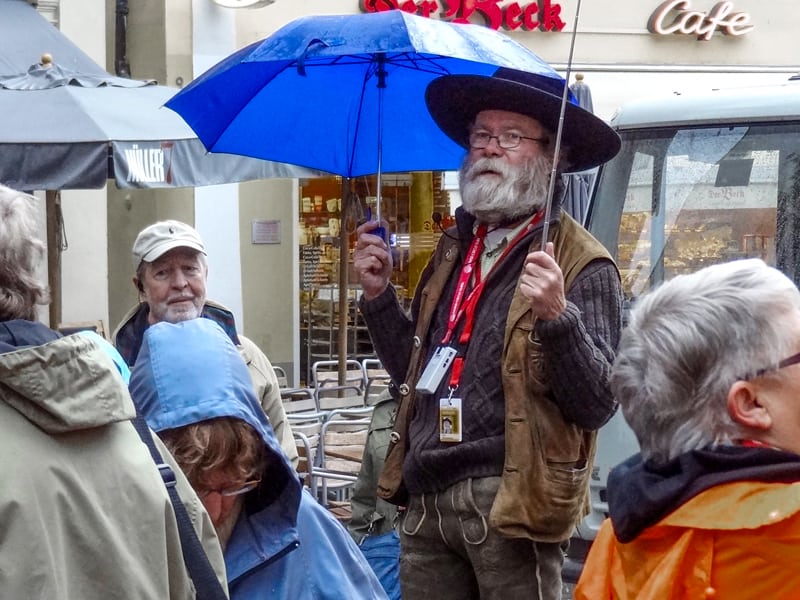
[590,124,800,300]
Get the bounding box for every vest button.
[399,383,411,395]
[390,431,401,443]
[413,336,421,347]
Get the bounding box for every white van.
[564,75,800,580]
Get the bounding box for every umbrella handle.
[366,207,387,242]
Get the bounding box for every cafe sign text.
[648,1,754,41]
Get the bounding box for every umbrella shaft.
[376,67,384,223]
[541,0,583,250]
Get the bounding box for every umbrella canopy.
[165,10,567,179]
[0,59,321,190]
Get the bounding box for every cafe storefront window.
[297,172,455,383]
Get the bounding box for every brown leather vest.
[377,213,616,542]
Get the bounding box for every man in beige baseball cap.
[113,219,298,468]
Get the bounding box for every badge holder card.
[439,395,462,443]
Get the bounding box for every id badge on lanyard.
[439,393,462,443]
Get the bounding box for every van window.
[588,123,800,300]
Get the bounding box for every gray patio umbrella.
[0,57,320,190]
[0,0,322,326]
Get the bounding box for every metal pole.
[337,177,350,386]
[375,54,387,227]
[46,191,62,328]
[540,0,583,251]
[114,0,131,78]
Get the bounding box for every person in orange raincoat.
[576,259,800,600]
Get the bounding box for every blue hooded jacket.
[129,318,387,600]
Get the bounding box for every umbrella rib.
[346,61,376,177]
[390,53,457,76]
[296,53,456,76]
[319,52,459,176]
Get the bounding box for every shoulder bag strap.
[131,416,228,600]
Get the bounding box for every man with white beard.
[353,68,623,600]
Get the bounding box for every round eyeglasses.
[468,131,549,150]
[197,479,260,499]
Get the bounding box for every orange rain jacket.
[576,477,800,599]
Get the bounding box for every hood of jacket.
[128,318,302,578]
[608,444,800,542]
[0,319,136,433]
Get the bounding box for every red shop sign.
[359,0,567,32]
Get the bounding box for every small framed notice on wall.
[251,220,281,244]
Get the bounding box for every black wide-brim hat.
[426,67,621,173]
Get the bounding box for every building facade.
[34,0,799,383]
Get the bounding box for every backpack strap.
[131,416,228,600]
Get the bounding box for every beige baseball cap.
[132,220,206,268]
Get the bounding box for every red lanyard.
[441,211,545,349]
[441,223,486,346]
[441,211,544,390]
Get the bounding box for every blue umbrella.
[165,11,570,374]
[166,11,567,182]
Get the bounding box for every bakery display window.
[296,173,453,383]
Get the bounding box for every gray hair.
[612,259,800,465]
[0,185,49,321]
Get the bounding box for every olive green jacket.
[348,393,400,543]
[0,328,227,598]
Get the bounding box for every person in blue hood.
[129,317,388,600]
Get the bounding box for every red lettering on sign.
[444,0,504,31]
[360,0,398,11]
[418,0,439,17]
[360,0,565,32]
[647,0,754,41]
[523,2,540,29]
[505,2,523,30]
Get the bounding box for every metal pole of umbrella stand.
[46,191,62,329]
[337,177,351,386]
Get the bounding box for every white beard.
[459,154,553,224]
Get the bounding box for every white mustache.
[463,158,513,181]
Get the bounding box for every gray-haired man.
[113,219,298,468]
